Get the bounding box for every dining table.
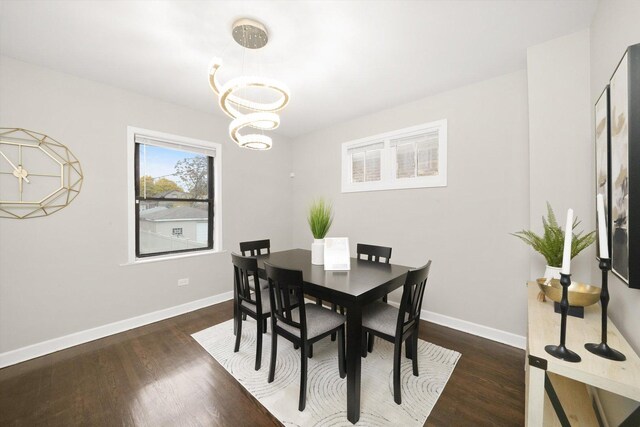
[255,248,411,424]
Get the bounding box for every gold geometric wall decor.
[0,128,83,219]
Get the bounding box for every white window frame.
[126,126,223,263]
[341,119,447,193]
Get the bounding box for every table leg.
[346,305,362,424]
[525,362,545,427]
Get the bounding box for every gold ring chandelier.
[208,19,290,150]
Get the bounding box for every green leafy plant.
[307,198,334,239]
[512,202,596,267]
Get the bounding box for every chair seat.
[249,277,269,290]
[363,301,401,337]
[241,291,300,316]
[240,290,273,314]
[279,303,345,339]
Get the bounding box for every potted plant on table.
[308,198,334,265]
[512,202,596,280]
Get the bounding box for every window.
[348,141,383,183]
[127,127,222,261]
[341,120,447,192]
[391,132,440,178]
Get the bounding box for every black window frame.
[134,142,215,258]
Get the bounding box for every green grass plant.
[308,198,333,239]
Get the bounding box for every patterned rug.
[192,319,460,426]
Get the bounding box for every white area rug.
[192,319,460,426]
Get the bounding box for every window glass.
[417,140,439,176]
[138,201,210,254]
[396,143,416,179]
[365,150,381,182]
[351,152,365,183]
[138,145,209,199]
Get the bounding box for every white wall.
[0,56,292,356]
[290,71,531,341]
[526,30,594,281]
[590,0,640,355]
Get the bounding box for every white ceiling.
[0,0,596,138]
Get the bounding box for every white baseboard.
[1,292,526,369]
[0,291,234,369]
[387,301,526,349]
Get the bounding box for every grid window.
[341,120,447,192]
[135,141,214,257]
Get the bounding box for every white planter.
[543,265,562,280]
[311,239,324,265]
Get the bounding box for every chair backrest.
[397,261,432,336]
[231,253,263,312]
[356,243,392,264]
[239,239,271,256]
[264,262,307,339]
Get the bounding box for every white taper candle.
[597,194,609,259]
[561,209,574,275]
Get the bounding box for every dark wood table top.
[256,249,412,306]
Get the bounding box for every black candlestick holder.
[545,272,582,363]
[584,258,626,361]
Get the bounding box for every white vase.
[543,265,562,280]
[311,239,324,265]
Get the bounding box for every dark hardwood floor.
[0,300,525,426]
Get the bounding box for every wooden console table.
[525,281,640,426]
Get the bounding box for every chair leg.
[242,313,247,320]
[382,294,388,303]
[263,318,268,333]
[308,344,313,358]
[337,326,346,378]
[361,332,368,358]
[393,340,402,405]
[368,333,375,353]
[233,300,238,336]
[331,303,337,341]
[412,331,419,376]
[406,337,412,360]
[293,343,299,350]
[255,320,263,370]
[234,313,243,353]
[268,322,277,383]
[299,344,308,411]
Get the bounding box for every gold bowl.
[536,278,601,307]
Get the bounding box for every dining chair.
[353,243,392,345]
[236,240,270,331]
[265,262,346,411]
[356,243,392,300]
[238,240,270,290]
[232,253,273,370]
[361,260,431,404]
[239,239,271,256]
[357,243,393,265]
